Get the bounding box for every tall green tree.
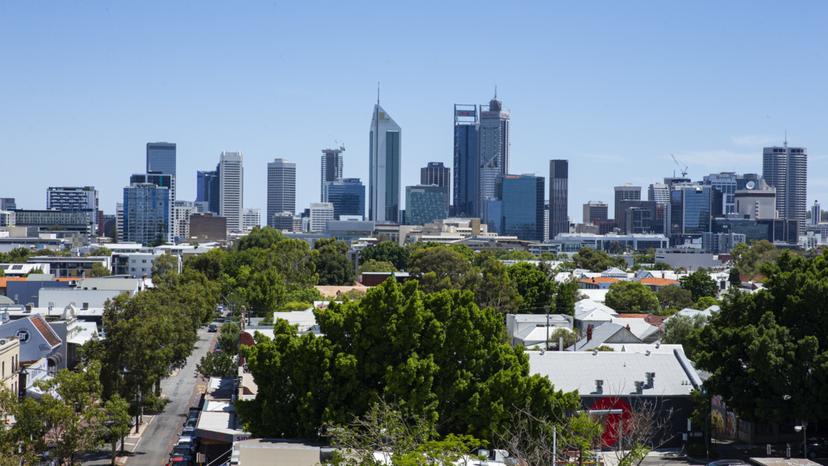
[662,314,707,359]
[102,395,132,465]
[605,281,660,313]
[572,248,625,272]
[359,241,410,270]
[313,238,355,286]
[509,262,555,313]
[465,254,521,312]
[695,251,828,424]
[150,253,180,285]
[408,246,470,292]
[680,269,718,302]
[358,259,397,274]
[657,285,693,313]
[239,279,579,442]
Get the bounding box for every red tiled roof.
[578,277,620,284]
[30,314,62,348]
[639,277,679,287]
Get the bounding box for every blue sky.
[2,1,827,222]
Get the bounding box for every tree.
[555,279,580,316]
[90,247,113,257]
[680,269,718,302]
[695,251,828,425]
[237,226,284,251]
[102,395,132,465]
[656,285,693,313]
[407,246,470,292]
[509,262,555,313]
[197,351,237,378]
[151,253,179,284]
[728,268,741,287]
[313,238,355,286]
[238,279,579,442]
[218,322,241,354]
[359,241,409,270]
[548,328,578,350]
[730,240,780,279]
[693,296,719,309]
[572,248,625,272]
[358,259,397,274]
[464,254,521,312]
[89,262,111,277]
[497,408,603,466]
[605,282,660,313]
[662,314,707,360]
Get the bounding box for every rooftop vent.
[595,379,604,394]
[645,372,655,388]
[634,381,645,394]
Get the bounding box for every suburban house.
[505,313,574,348]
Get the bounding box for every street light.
[795,424,808,459]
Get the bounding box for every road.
[128,326,215,466]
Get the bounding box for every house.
[38,287,122,310]
[529,349,703,446]
[505,314,574,348]
[272,308,320,335]
[610,316,662,342]
[578,276,619,290]
[601,267,630,280]
[0,313,62,369]
[75,277,145,296]
[0,263,51,276]
[230,440,330,466]
[671,306,719,320]
[638,277,680,292]
[574,299,617,334]
[570,322,642,351]
[196,377,250,462]
[0,336,20,394]
[48,305,99,369]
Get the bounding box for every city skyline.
[2,2,828,222]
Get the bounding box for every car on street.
[208,323,218,332]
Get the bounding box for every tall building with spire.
[763,141,807,234]
[320,147,344,201]
[478,91,510,220]
[369,95,401,224]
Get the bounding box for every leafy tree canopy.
[359,241,410,270]
[571,248,625,273]
[679,269,718,302]
[605,281,660,313]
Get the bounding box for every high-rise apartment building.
[369,101,401,224]
[172,200,196,241]
[321,147,344,201]
[46,186,99,232]
[453,104,479,217]
[267,158,296,226]
[309,202,334,233]
[123,183,171,245]
[614,185,642,219]
[146,142,176,201]
[501,174,545,241]
[219,152,244,233]
[324,178,365,220]
[763,144,807,233]
[404,185,449,226]
[648,183,670,205]
[243,208,261,231]
[0,198,16,211]
[421,162,451,212]
[811,200,821,226]
[196,170,220,214]
[549,160,569,239]
[478,95,510,218]
[583,201,609,225]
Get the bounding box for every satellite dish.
[746,181,756,190]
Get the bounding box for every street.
[122,326,214,466]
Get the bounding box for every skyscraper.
[146,142,177,200]
[404,185,449,226]
[324,178,365,219]
[763,144,807,233]
[811,200,821,226]
[421,162,451,213]
[321,147,345,201]
[243,208,261,231]
[196,170,220,214]
[308,202,334,233]
[583,201,609,225]
[478,94,510,218]
[123,183,171,245]
[648,183,670,204]
[614,185,642,220]
[501,174,544,241]
[219,152,244,233]
[549,160,569,239]
[369,101,401,224]
[267,158,296,226]
[453,104,479,217]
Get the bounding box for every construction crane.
[671,153,688,178]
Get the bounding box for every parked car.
[208,323,218,332]
[177,435,198,452]
[168,453,193,466]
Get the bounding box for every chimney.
[646,372,655,388]
[586,324,593,341]
[595,379,604,394]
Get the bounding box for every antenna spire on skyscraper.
[494,85,498,99]
[377,81,380,105]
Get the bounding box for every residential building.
[46,186,99,232]
[115,203,124,242]
[501,174,545,241]
[0,211,14,228]
[324,178,365,219]
[452,104,479,217]
[505,314,573,348]
[320,147,344,201]
[369,101,401,224]
[219,152,244,233]
[810,200,821,226]
[614,185,641,220]
[12,210,93,238]
[421,162,451,212]
[196,169,220,214]
[123,183,171,245]
[478,94,510,220]
[267,158,296,225]
[583,201,609,225]
[172,200,196,242]
[549,160,569,239]
[648,183,670,204]
[0,314,62,368]
[242,208,260,231]
[146,142,176,200]
[308,203,334,233]
[0,199,16,211]
[405,185,449,226]
[0,337,19,394]
[763,144,807,234]
[189,213,227,242]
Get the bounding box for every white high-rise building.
[243,208,261,231]
[369,101,401,224]
[763,143,807,233]
[219,152,244,233]
[116,202,124,242]
[267,158,296,226]
[172,200,196,241]
[309,202,334,233]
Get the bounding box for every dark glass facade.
[325,178,366,219]
[501,174,545,241]
[453,105,479,217]
[405,185,448,225]
[549,160,569,239]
